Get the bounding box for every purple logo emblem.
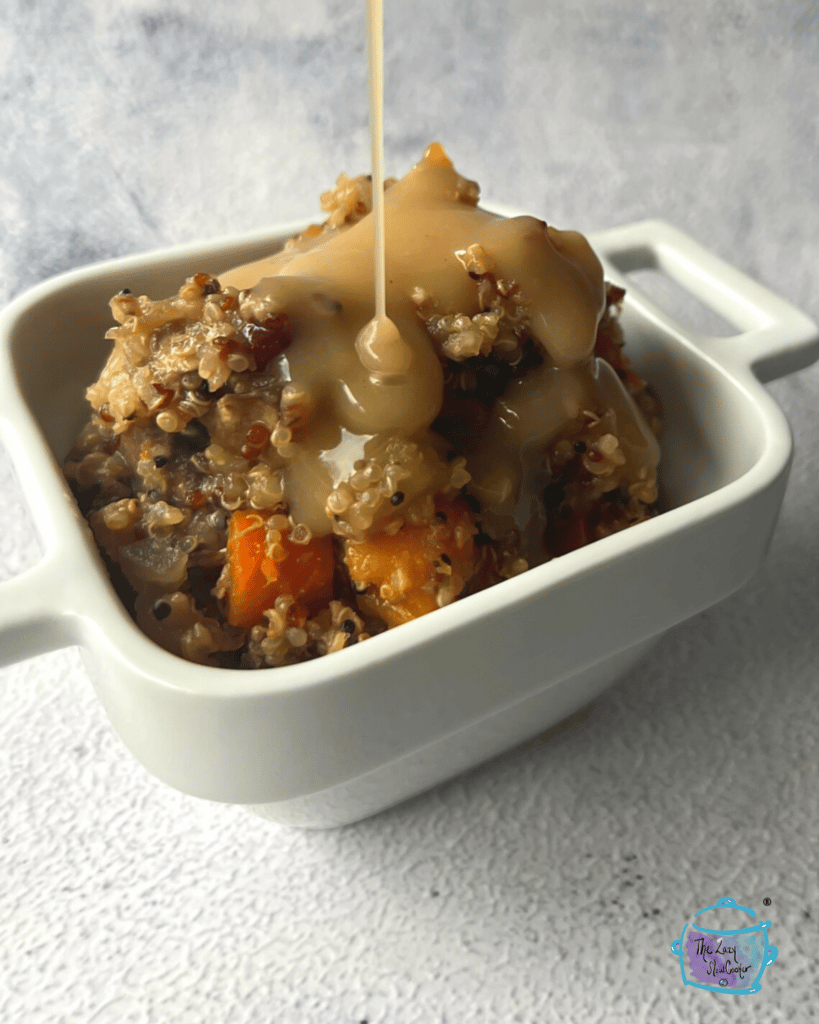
[669,897,778,995]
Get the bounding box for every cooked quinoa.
[64,147,661,669]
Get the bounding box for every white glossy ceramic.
[0,216,816,827]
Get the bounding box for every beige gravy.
[221,144,657,549]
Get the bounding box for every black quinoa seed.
[440,553,452,565]
[391,491,405,506]
[604,488,627,503]
[116,287,132,295]
[542,482,566,510]
[341,619,356,634]
[154,455,169,468]
[435,511,448,523]
[203,278,221,295]
[574,441,587,453]
[153,601,171,621]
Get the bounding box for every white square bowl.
[1,216,816,827]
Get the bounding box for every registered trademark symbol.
[763,897,772,906]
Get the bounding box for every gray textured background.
[1,2,817,1022]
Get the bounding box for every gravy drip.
[221,144,657,553]
[365,0,389,326]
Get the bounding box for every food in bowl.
[64,144,662,668]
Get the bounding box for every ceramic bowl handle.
[0,554,76,667]
[0,412,80,667]
[595,219,819,383]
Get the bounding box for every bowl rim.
[0,215,816,694]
